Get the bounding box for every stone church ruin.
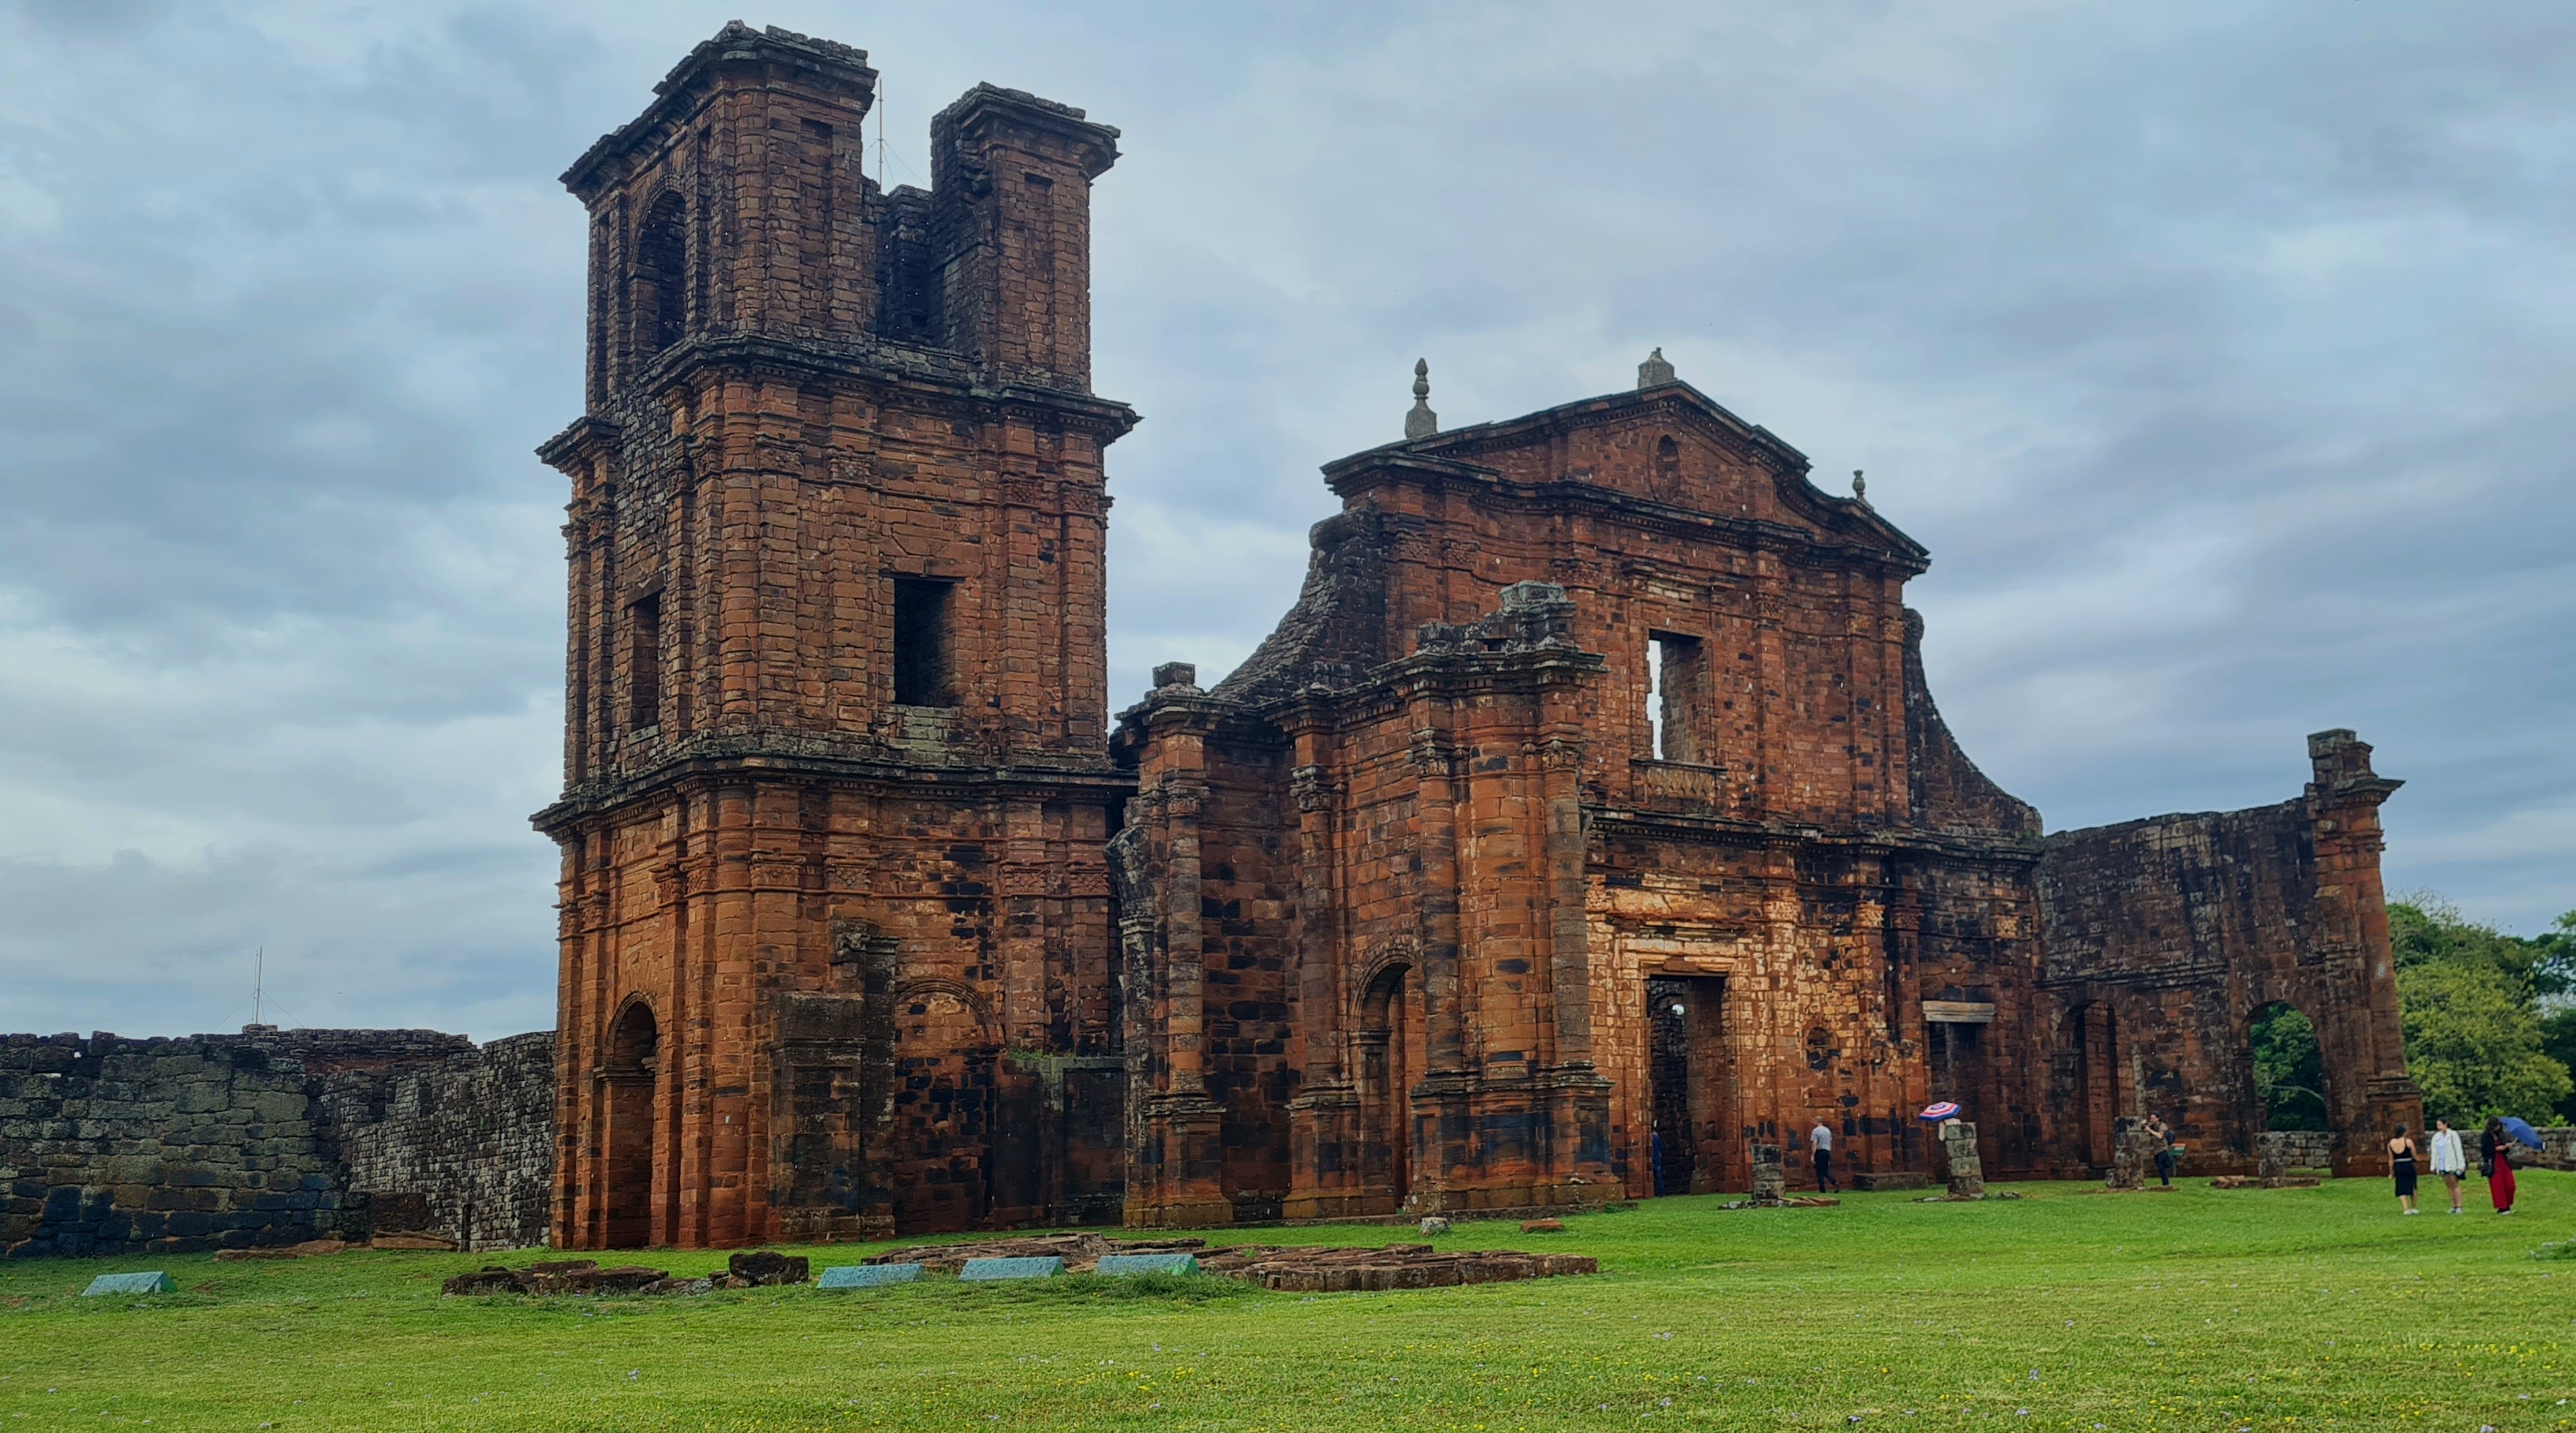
[1,22,2423,1261]
[525,22,2418,1249]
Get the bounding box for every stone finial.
[1151,661,1198,691]
[1852,469,1868,503]
[1637,346,1676,389]
[1404,358,1438,440]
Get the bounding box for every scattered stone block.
[82,1271,174,1296]
[1520,1218,1565,1233]
[819,1263,923,1289]
[1748,1143,1786,1205]
[213,1238,349,1261]
[1941,1123,1986,1199]
[367,1233,458,1252]
[959,1256,1064,1281]
[727,1250,809,1286]
[1418,1217,1451,1236]
[1094,1253,1197,1276]
[439,1260,669,1296]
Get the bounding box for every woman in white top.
[2428,1119,2467,1214]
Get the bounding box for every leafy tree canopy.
[2393,899,2574,1125]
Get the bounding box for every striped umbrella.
[1919,1102,1961,1121]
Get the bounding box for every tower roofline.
[561,22,878,201]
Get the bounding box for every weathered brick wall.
[2,1028,554,1259]
[338,1031,555,1252]
[2036,731,2417,1177]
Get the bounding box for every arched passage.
[2248,1001,2329,1132]
[1356,962,1421,1205]
[600,999,659,1249]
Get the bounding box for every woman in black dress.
[2387,1124,2421,1214]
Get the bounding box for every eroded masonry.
[532,23,2420,1248]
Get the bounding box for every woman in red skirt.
[2482,1119,2518,1214]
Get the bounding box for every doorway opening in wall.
[892,577,957,706]
[2249,1001,2329,1132]
[1359,964,1420,1207]
[2069,1001,2118,1169]
[1646,975,1733,1195]
[602,1001,659,1250]
[1645,634,1707,764]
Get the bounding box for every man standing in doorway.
[1810,1119,1838,1192]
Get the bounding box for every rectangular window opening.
[892,577,957,707]
[1649,631,1707,764]
[629,594,662,729]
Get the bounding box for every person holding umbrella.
[2484,1117,2544,1214]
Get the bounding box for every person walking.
[2428,1119,2466,1214]
[1809,1119,1838,1193]
[2147,1114,2177,1187]
[2482,1118,2518,1214]
[2387,1124,2421,1214]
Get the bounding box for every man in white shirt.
[2428,1119,2467,1214]
[1809,1120,1838,1192]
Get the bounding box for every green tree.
[2249,1003,2328,1131]
[2390,898,2572,1003]
[2399,956,2572,1124]
[2544,1006,2576,1124]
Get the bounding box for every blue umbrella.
[2499,1116,2543,1150]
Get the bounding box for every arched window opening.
[634,191,687,357]
[1653,434,1681,499]
[2249,1001,2328,1132]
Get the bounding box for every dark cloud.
[1,0,2567,1039]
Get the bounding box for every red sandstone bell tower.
[536,24,1135,1248]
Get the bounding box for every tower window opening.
[635,191,686,356]
[628,594,662,728]
[1648,631,1707,763]
[892,578,957,706]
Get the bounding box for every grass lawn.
[2,1173,2570,1431]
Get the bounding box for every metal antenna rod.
[253,948,264,1027]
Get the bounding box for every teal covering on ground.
[83,1271,176,1296]
[1093,1253,1198,1276]
[817,1263,922,1289]
[958,1255,1064,1281]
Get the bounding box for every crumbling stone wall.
[2,1027,554,1259]
[2036,731,2418,1177]
[338,1031,555,1252]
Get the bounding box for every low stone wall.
[2,1026,553,1259]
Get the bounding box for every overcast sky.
[2,1,2568,1042]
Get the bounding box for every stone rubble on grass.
[440,1233,1597,1297]
[859,1232,1597,1291]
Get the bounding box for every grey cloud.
[1,0,2567,1042]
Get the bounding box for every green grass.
[3,1174,2570,1431]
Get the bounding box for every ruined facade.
[537,24,2417,1248]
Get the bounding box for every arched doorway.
[600,1000,658,1249]
[2248,1001,2328,1132]
[1356,963,1419,1205]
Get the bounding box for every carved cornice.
[533,737,1134,836]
